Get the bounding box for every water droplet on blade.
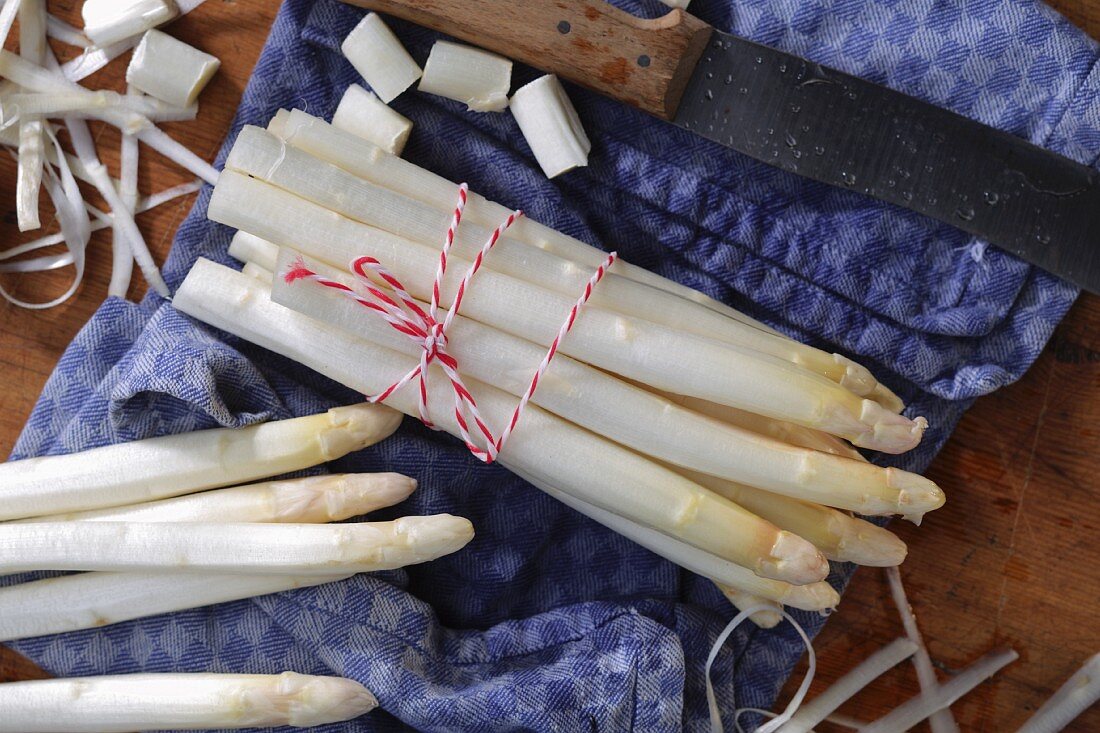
[955,207,975,221]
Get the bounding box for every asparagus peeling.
[0,672,377,731]
[0,403,403,521]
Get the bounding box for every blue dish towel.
[4,0,1095,730]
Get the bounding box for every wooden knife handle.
[340,0,713,120]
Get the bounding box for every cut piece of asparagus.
[125,28,220,107]
[772,638,918,733]
[18,473,415,524]
[230,125,892,407]
[418,40,511,112]
[509,75,589,177]
[175,260,830,584]
[80,0,177,48]
[273,108,906,413]
[0,572,350,642]
[861,647,1019,733]
[525,473,839,610]
[340,12,421,104]
[0,516,474,575]
[1017,653,1100,733]
[0,404,402,521]
[270,249,941,520]
[0,672,377,731]
[208,170,924,453]
[229,230,279,270]
[332,83,412,155]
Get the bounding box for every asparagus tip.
[278,473,417,522]
[395,514,475,563]
[274,672,379,726]
[784,580,841,612]
[761,531,830,585]
[834,354,878,397]
[889,470,946,517]
[320,403,404,458]
[837,524,909,567]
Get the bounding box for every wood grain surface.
[0,2,1098,731]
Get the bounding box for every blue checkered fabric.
[4,1,1095,730]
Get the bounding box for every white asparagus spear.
[0,572,350,642]
[719,586,784,629]
[230,125,887,404]
[861,647,1019,733]
[15,0,46,232]
[126,28,220,107]
[175,260,829,583]
[0,516,474,575]
[419,40,511,112]
[0,403,402,521]
[509,74,590,177]
[242,260,275,283]
[1016,653,1100,733]
[341,12,421,103]
[0,672,377,731]
[332,83,412,155]
[523,473,839,610]
[208,171,923,453]
[773,638,918,733]
[17,472,416,524]
[271,249,941,520]
[273,109,905,413]
[674,466,909,560]
[81,0,177,47]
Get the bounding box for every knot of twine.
[285,183,617,463]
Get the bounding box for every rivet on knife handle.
[340,0,712,120]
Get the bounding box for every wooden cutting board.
[1,1,1098,730]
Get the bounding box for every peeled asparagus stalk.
[418,40,511,112]
[175,260,829,584]
[17,472,416,524]
[658,389,866,461]
[719,587,784,629]
[229,230,279,270]
[1017,653,1100,733]
[333,83,412,155]
[861,647,1019,733]
[81,0,177,48]
[0,672,377,731]
[0,403,402,521]
[0,572,350,642]
[242,260,275,282]
[126,28,220,107]
[270,249,941,520]
[674,466,908,560]
[209,170,923,453]
[232,125,895,410]
[273,109,905,412]
[509,74,590,177]
[773,638,918,733]
[4,89,197,121]
[525,473,838,610]
[341,12,421,103]
[0,516,474,575]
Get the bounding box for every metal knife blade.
[676,31,1100,293]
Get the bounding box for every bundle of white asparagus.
[164,105,946,626]
[0,404,476,641]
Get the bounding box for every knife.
[343,0,1100,294]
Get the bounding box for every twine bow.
[284,183,616,463]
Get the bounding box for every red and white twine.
[284,183,617,463]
